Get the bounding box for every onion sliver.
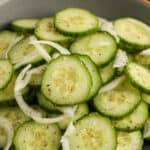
[61,122,76,150]
[30,36,52,62]
[15,65,74,124]
[30,40,70,55]
[99,76,125,94]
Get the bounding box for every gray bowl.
[0,0,150,149]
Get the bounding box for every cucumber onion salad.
[0,7,149,150]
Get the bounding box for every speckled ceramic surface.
[0,0,150,149]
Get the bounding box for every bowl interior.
[0,0,149,29]
[0,0,150,149]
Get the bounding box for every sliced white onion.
[0,118,14,150]
[99,76,125,94]
[15,65,42,118]
[52,52,60,59]
[98,17,109,28]
[14,36,52,69]
[15,91,68,123]
[30,40,70,55]
[61,122,76,150]
[33,115,67,124]
[113,49,128,68]
[27,64,46,76]
[15,64,32,91]
[5,35,24,59]
[30,36,52,62]
[15,65,70,124]
[139,48,150,55]
[56,106,77,117]
[14,52,38,69]
[15,37,67,69]
[99,17,120,43]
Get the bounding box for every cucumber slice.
[99,62,115,84]
[94,78,141,118]
[135,53,150,66]
[41,55,92,105]
[37,91,58,112]
[13,121,61,150]
[38,91,89,126]
[0,60,13,89]
[0,73,17,105]
[58,103,89,130]
[113,18,150,52]
[0,73,28,106]
[113,101,149,131]
[68,113,116,150]
[35,17,73,42]
[78,55,102,98]
[0,107,30,148]
[126,62,150,94]
[0,31,19,59]
[54,8,98,35]
[70,32,117,66]
[142,93,150,104]
[8,36,53,69]
[0,107,29,128]
[117,131,143,150]
[144,118,150,140]
[11,18,39,32]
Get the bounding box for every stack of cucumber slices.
[0,7,150,150]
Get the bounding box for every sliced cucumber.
[8,36,53,69]
[35,17,73,42]
[135,53,150,66]
[38,91,89,126]
[126,62,150,94]
[41,55,92,105]
[0,107,30,148]
[94,78,141,118]
[127,53,135,62]
[78,55,102,98]
[0,31,19,58]
[54,8,98,35]
[70,32,117,66]
[144,118,150,140]
[113,101,148,131]
[0,108,29,124]
[37,91,58,112]
[0,60,13,89]
[0,73,17,105]
[116,131,143,150]
[113,18,150,52]
[99,62,115,84]
[58,103,89,130]
[68,113,116,150]
[0,73,28,105]
[11,18,39,32]
[13,121,61,150]
[142,93,150,104]
[0,107,30,127]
